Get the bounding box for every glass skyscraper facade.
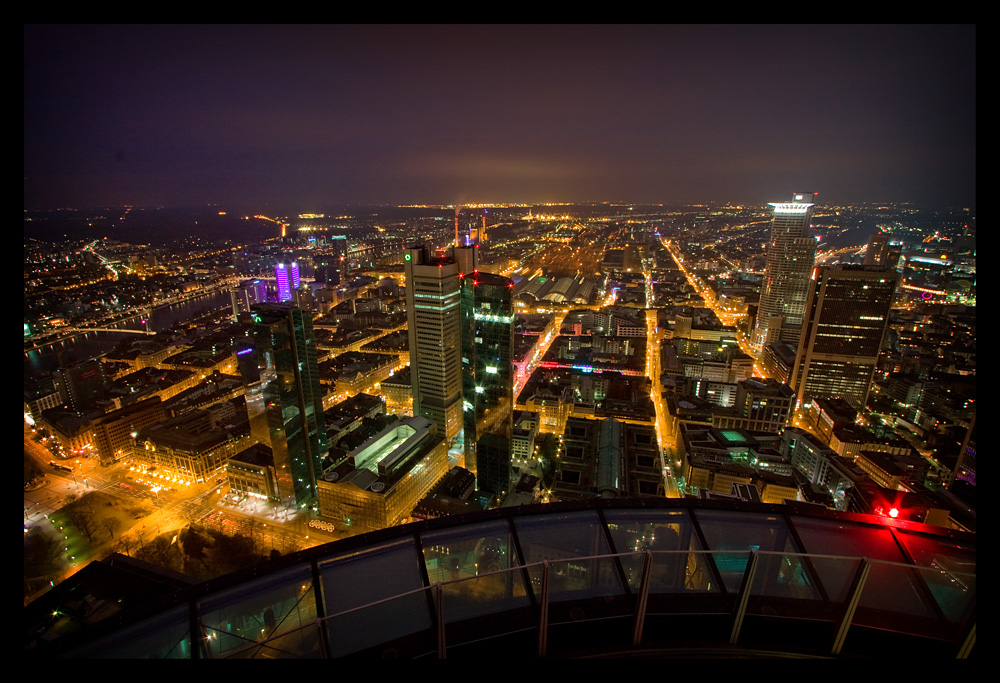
[237,303,328,507]
[791,265,899,410]
[404,246,464,443]
[751,193,818,354]
[461,270,514,498]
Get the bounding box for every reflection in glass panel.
[421,520,530,623]
[319,538,431,657]
[893,529,976,578]
[223,621,321,659]
[69,604,192,659]
[749,552,823,605]
[803,555,862,605]
[788,516,909,607]
[791,517,904,563]
[912,564,975,627]
[856,561,937,625]
[693,510,798,592]
[603,509,712,593]
[513,510,622,601]
[200,564,317,659]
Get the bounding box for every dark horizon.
[25,25,976,211]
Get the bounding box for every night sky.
[24,25,976,210]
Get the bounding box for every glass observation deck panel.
[199,564,318,659]
[513,510,622,601]
[420,519,531,623]
[892,528,976,575]
[70,603,193,659]
[790,516,912,617]
[43,501,976,659]
[602,508,715,594]
[790,516,906,563]
[741,552,862,627]
[892,529,976,629]
[692,509,799,592]
[319,537,432,658]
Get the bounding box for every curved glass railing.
[54,502,975,659]
[71,548,974,659]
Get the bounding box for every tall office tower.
[275,261,300,302]
[790,265,899,411]
[230,279,264,321]
[405,245,464,443]
[252,278,267,303]
[276,263,292,302]
[863,232,902,270]
[750,192,819,355]
[237,303,328,508]
[314,253,341,286]
[461,268,515,498]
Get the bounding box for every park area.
[25,488,277,602]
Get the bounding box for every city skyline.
[25,25,975,211]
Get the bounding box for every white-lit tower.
[750,192,818,356]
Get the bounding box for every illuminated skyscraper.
[253,278,267,303]
[230,279,265,321]
[751,192,818,355]
[790,265,898,411]
[275,261,299,302]
[237,303,328,507]
[405,246,463,443]
[461,266,514,498]
[863,232,902,270]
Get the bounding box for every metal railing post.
[831,558,870,656]
[729,549,758,645]
[537,561,550,657]
[956,622,976,659]
[435,582,446,659]
[632,550,653,647]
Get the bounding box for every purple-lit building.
[253,278,267,304]
[276,262,300,302]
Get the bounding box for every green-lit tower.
[459,254,514,500]
[237,303,328,508]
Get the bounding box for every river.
[24,290,233,381]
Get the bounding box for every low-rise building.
[227,443,279,501]
[317,416,450,531]
[136,407,252,483]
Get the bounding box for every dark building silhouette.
[237,303,327,507]
[460,265,514,498]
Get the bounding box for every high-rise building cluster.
[24,200,975,653]
[404,243,516,502]
[751,193,899,414]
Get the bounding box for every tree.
[65,508,97,545]
[139,535,175,570]
[116,533,139,558]
[102,516,122,540]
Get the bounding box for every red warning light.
[888,507,899,518]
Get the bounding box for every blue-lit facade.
[238,303,328,507]
[34,498,976,659]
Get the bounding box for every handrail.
[212,547,975,659]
